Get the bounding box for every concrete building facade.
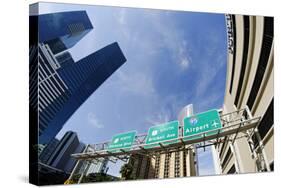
[216,14,274,174]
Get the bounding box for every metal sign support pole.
[254,129,271,171]
[246,106,270,172]
[68,144,89,182]
[229,142,241,173]
[78,161,91,184]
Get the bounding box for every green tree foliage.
[120,163,134,180]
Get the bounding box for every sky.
[39,2,227,177]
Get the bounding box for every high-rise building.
[55,51,75,68]
[30,10,93,54]
[29,7,127,185]
[36,42,126,144]
[36,131,84,185]
[39,138,60,164]
[45,131,85,173]
[215,15,274,174]
[29,10,127,144]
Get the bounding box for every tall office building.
[36,131,85,185]
[55,51,75,68]
[39,138,60,164]
[30,7,127,185]
[45,131,85,173]
[37,42,126,144]
[30,9,93,54]
[216,15,273,174]
[30,9,127,144]
[30,9,94,145]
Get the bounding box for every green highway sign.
[145,121,179,148]
[108,131,136,152]
[183,109,222,140]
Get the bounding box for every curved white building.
[217,14,274,174]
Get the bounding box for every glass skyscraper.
[38,42,126,144]
[30,8,127,185]
[30,10,127,144]
[39,11,93,53]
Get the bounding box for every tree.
[120,163,133,180]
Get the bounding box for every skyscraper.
[30,7,127,185]
[29,8,127,144]
[37,42,126,144]
[45,131,85,173]
[30,9,93,52]
[39,138,60,164]
[37,131,85,185]
[37,11,93,53]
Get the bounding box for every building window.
[247,17,274,110]
[154,155,160,178]
[164,153,171,178]
[55,51,74,68]
[68,23,85,35]
[45,38,67,55]
[227,164,236,174]
[183,149,187,176]
[234,16,250,107]
[229,15,237,94]
[174,151,180,177]
[252,99,274,148]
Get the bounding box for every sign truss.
[71,108,260,162]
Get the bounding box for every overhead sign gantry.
[71,108,260,161]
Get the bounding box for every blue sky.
[39,3,227,177]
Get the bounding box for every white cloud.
[177,40,191,70]
[114,71,156,97]
[116,9,132,41]
[146,15,192,71]
[146,113,170,126]
[87,112,104,129]
[117,9,127,26]
[179,57,190,70]
[198,91,223,112]
[145,102,174,125]
[195,54,226,99]
[116,9,192,71]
